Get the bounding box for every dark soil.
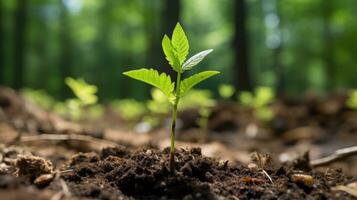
[55,147,354,200]
[0,87,356,199]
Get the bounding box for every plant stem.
[170,72,181,173]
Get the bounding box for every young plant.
[22,88,55,110]
[111,99,146,124]
[239,86,275,122]
[180,89,216,142]
[64,77,98,120]
[346,89,357,110]
[218,84,235,99]
[123,22,220,173]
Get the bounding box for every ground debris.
[15,154,54,182]
[290,174,314,187]
[332,182,357,198]
[58,147,355,200]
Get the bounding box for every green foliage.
[111,99,146,121]
[123,22,219,173]
[123,23,219,103]
[240,86,275,108]
[64,77,99,121]
[181,89,215,133]
[147,89,171,114]
[218,84,235,99]
[182,49,213,71]
[4,0,357,99]
[162,35,180,71]
[346,89,357,110]
[171,23,189,65]
[254,87,275,107]
[142,89,172,128]
[239,86,275,122]
[65,99,82,121]
[180,89,215,110]
[87,104,105,120]
[180,71,220,97]
[123,69,175,100]
[22,89,55,110]
[53,102,67,117]
[65,77,98,106]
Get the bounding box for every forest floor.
[0,86,357,199]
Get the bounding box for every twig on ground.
[310,146,357,167]
[60,178,71,198]
[261,169,274,184]
[50,192,63,200]
[20,134,119,149]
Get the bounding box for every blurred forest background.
[1,0,357,101]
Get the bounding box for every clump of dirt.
[15,154,54,182]
[59,147,356,200]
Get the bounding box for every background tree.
[233,0,252,92]
[322,0,335,89]
[0,0,4,85]
[12,0,28,89]
[2,0,357,99]
[59,0,73,98]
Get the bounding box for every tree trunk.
[274,1,285,96]
[59,0,72,98]
[233,0,252,92]
[323,0,334,90]
[0,0,4,85]
[13,0,28,90]
[35,19,49,89]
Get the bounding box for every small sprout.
[346,89,357,110]
[21,89,55,110]
[180,89,215,111]
[64,77,99,120]
[123,22,220,173]
[147,89,171,114]
[111,99,146,123]
[180,89,216,142]
[239,86,275,122]
[87,104,104,120]
[65,77,98,106]
[218,84,235,99]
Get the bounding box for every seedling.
[123,22,220,173]
[64,77,98,120]
[218,84,235,99]
[239,86,275,122]
[22,89,55,110]
[346,89,357,110]
[111,99,146,124]
[147,88,171,115]
[180,89,216,142]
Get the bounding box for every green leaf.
[162,35,180,72]
[182,49,213,71]
[123,68,174,98]
[218,84,235,99]
[180,71,220,96]
[65,77,98,105]
[171,23,189,65]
